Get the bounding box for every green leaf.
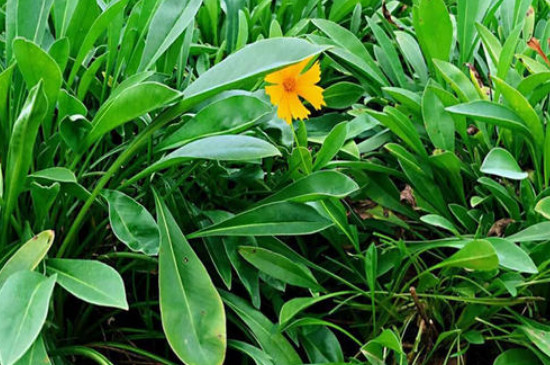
[183,38,326,104]
[239,247,321,290]
[435,239,498,271]
[155,192,226,365]
[313,123,348,170]
[159,94,271,151]
[6,0,54,59]
[13,38,62,119]
[481,148,528,180]
[2,82,48,240]
[323,82,364,109]
[221,291,301,365]
[521,326,550,358]
[486,238,538,274]
[433,60,479,102]
[279,292,350,326]
[30,167,77,184]
[0,231,54,288]
[420,214,460,236]
[492,77,544,149]
[102,190,160,256]
[311,19,387,86]
[258,171,359,205]
[139,0,202,71]
[67,0,129,86]
[0,271,56,365]
[189,202,333,238]
[494,348,541,365]
[422,85,455,151]
[535,197,550,220]
[446,101,532,137]
[129,135,281,184]
[412,0,453,64]
[14,336,51,365]
[506,222,550,242]
[456,0,491,64]
[46,259,128,309]
[84,82,180,148]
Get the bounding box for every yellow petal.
[287,92,311,121]
[297,84,325,110]
[265,84,284,106]
[265,68,285,84]
[277,92,293,124]
[280,57,313,80]
[297,61,321,85]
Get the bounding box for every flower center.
[283,77,296,92]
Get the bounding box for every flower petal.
[277,92,293,124]
[297,84,325,110]
[265,69,285,84]
[287,92,311,121]
[265,85,284,106]
[280,57,313,80]
[297,61,321,85]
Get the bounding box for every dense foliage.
[2,0,550,364]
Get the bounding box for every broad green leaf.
[64,0,100,56]
[0,231,54,287]
[507,222,550,242]
[14,336,50,365]
[30,167,77,184]
[155,192,226,365]
[420,214,460,236]
[183,38,326,104]
[189,202,333,238]
[368,15,407,88]
[412,0,453,64]
[535,197,550,220]
[323,82,364,109]
[446,101,532,137]
[433,60,479,102]
[279,292,350,325]
[239,247,321,290]
[84,82,180,148]
[422,85,455,151]
[228,340,274,365]
[13,38,61,119]
[301,326,344,363]
[521,326,550,358]
[129,135,280,184]
[2,83,48,239]
[478,177,521,220]
[492,77,544,149]
[67,0,129,86]
[159,95,272,151]
[6,0,54,59]
[481,148,527,180]
[435,239,498,271]
[311,19,387,86]
[456,0,491,64]
[257,171,359,205]
[139,0,202,71]
[494,348,541,365]
[395,31,428,84]
[313,123,348,170]
[221,291,301,365]
[0,271,56,365]
[486,238,538,274]
[103,190,160,256]
[46,259,128,309]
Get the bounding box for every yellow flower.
[264,57,326,124]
